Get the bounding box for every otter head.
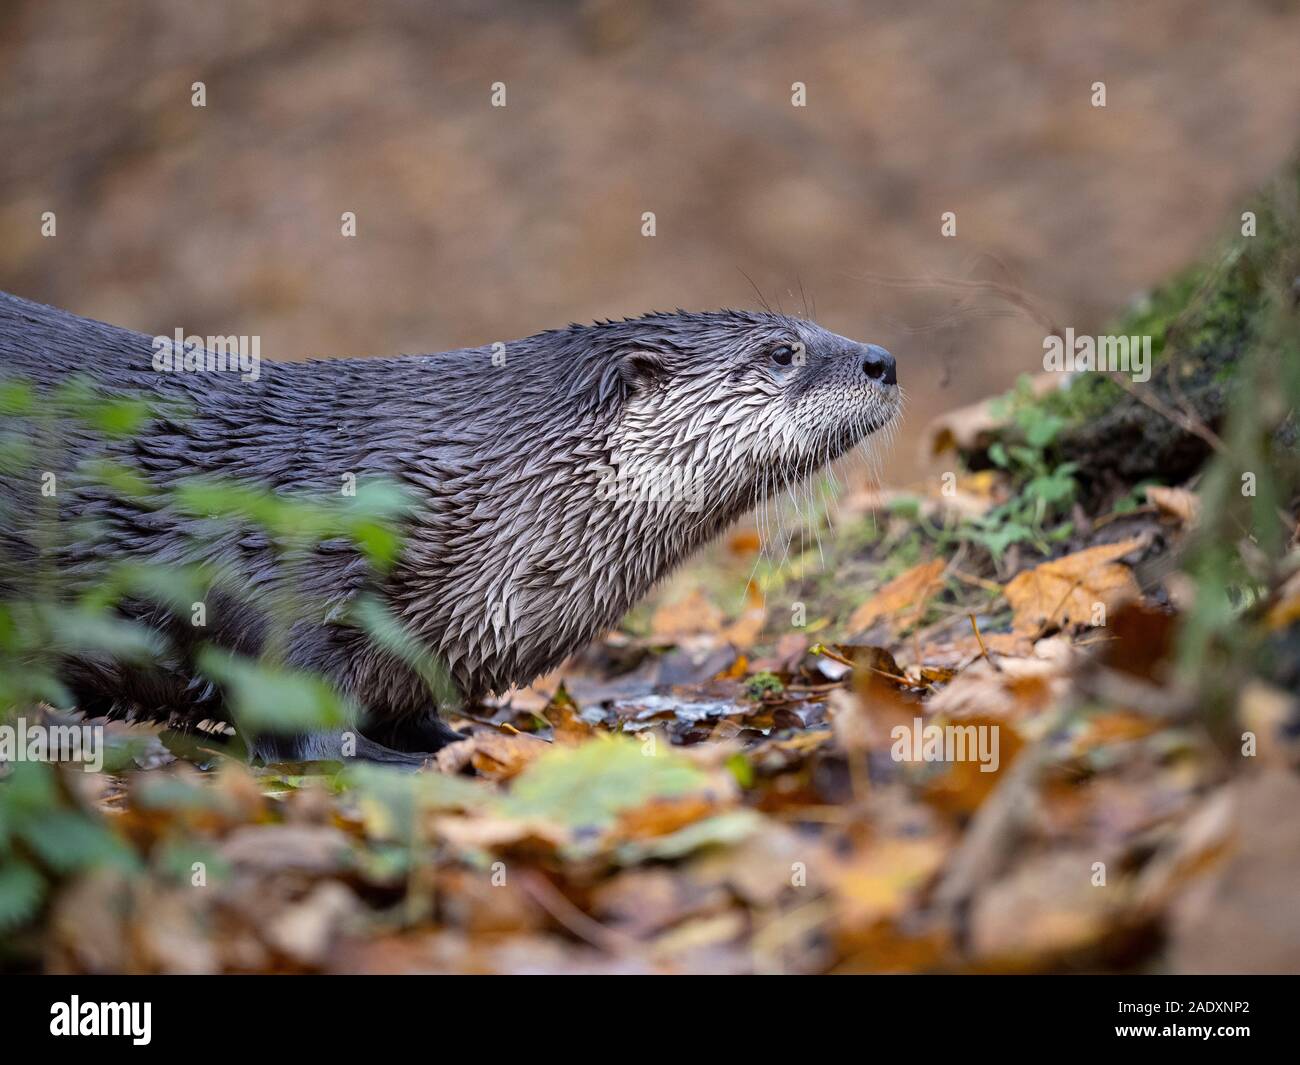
[421,310,901,694]
[593,310,900,526]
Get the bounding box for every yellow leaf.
[848,559,946,633]
[1003,538,1142,633]
[1146,485,1200,526]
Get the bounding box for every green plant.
[0,374,452,942]
[948,380,1080,561]
[744,671,784,700]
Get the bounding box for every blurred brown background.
[2,0,1299,477]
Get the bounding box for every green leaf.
[1008,445,1043,470]
[196,647,354,734]
[0,669,75,712]
[0,761,58,819]
[0,378,35,416]
[173,478,285,530]
[42,604,163,661]
[88,398,151,438]
[1024,472,1077,507]
[341,481,414,523]
[615,810,762,864]
[84,561,212,615]
[348,520,402,570]
[0,861,46,930]
[0,434,33,473]
[132,773,234,813]
[968,520,1033,559]
[349,595,460,707]
[726,752,754,788]
[18,810,136,873]
[153,840,228,884]
[344,763,492,842]
[82,459,156,500]
[51,375,98,414]
[1017,407,1065,449]
[502,735,710,830]
[886,496,922,521]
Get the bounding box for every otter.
[0,290,899,764]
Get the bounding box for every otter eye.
[770,344,796,367]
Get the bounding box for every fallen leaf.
[264,882,360,967]
[848,559,947,634]
[218,824,354,874]
[925,651,1070,722]
[614,794,722,842]
[651,588,724,639]
[501,734,724,831]
[1003,538,1143,633]
[542,682,595,745]
[1166,772,1300,974]
[721,581,767,649]
[968,849,1124,966]
[1145,484,1200,526]
[1098,602,1178,680]
[1264,567,1300,631]
[432,814,568,854]
[616,810,763,863]
[830,836,946,929]
[921,714,1028,816]
[590,868,730,939]
[434,731,549,781]
[726,528,761,555]
[922,373,1059,456]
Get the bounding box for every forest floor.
[6,162,1300,976]
[27,451,1294,975]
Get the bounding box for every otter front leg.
[249,728,442,769]
[359,708,467,754]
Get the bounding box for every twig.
[519,870,642,957]
[1103,371,1226,455]
[1093,503,1158,529]
[967,613,1002,672]
[849,269,1063,339]
[1039,573,1088,636]
[811,644,854,668]
[952,569,1006,594]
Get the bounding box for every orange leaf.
[542,682,594,745]
[650,588,723,639]
[722,580,768,648]
[848,559,946,633]
[434,732,548,781]
[1003,538,1143,633]
[1146,485,1200,526]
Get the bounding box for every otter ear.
[591,348,670,403]
[616,349,670,391]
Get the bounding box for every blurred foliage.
[0,376,439,943]
[0,760,136,934]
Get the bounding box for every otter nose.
[860,344,897,386]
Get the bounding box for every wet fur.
[0,291,899,761]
